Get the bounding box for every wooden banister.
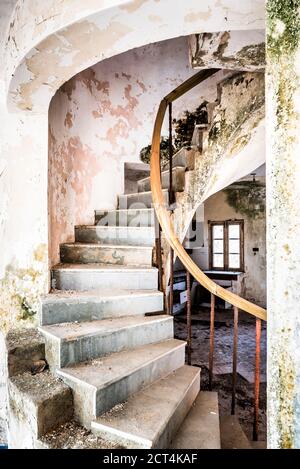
[150,70,267,322]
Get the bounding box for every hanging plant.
[173,101,208,149]
[139,101,209,163]
[140,137,174,166]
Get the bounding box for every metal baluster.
[154,212,163,293]
[253,318,262,441]
[231,306,239,415]
[168,102,174,205]
[186,271,192,365]
[209,293,215,391]
[168,102,174,315]
[169,248,174,315]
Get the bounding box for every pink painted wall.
[48,36,223,266]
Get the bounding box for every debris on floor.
[174,308,267,441]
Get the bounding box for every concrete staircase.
[29,186,222,448]
[6,98,261,449]
[34,99,254,449]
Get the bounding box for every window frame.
[208,220,244,272]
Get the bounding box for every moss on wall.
[0,245,48,333]
[267,0,300,58]
[224,181,266,219]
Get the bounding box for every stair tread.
[52,263,157,272]
[138,166,184,184]
[37,420,124,449]
[120,189,168,197]
[61,243,153,250]
[91,365,199,447]
[171,392,221,449]
[57,339,185,390]
[40,314,171,340]
[76,225,154,230]
[95,208,154,213]
[251,440,267,449]
[42,289,163,303]
[220,415,252,449]
[9,370,71,404]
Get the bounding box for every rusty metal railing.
[150,69,267,441]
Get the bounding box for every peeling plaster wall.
[48,37,225,265]
[0,0,266,430]
[0,0,265,334]
[6,0,265,112]
[0,97,49,333]
[189,30,265,71]
[198,186,266,307]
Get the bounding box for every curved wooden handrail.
[150,70,267,322]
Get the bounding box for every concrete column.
[267,0,300,448]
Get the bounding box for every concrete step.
[163,148,195,171]
[57,339,186,428]
[171,391,221,449]
[91,365,200,449]
[75,225,155,246]
[251,440,267,449]
[95,208,154,227]
[137,167,185,193]
[124,162,150,195]
[8,371,73,449]
[36,420,124,449]
[51,264,158,291]
[118,189,169,209]
[40,315,173,369]
[60,243,153,267]
[5,328,45,377]
[40,289,164,326]
[191,124,209,153]
[220,415,252,449]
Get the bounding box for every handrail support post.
[231,306,239,415]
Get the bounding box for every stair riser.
[8,378,73,449]
[171,392,221,449]
[51,269,158,291]
[40,293,164,326]
[59,344,185,428]
[118,191,168,210]
[154,372,200,449]
[42,318,174,369]
[60,245,153,267]
[75,227,155,246]
[138,168,185,193]
[95,210,154,227]
[163,148,195,171]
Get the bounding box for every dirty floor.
[174,307,267,442]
